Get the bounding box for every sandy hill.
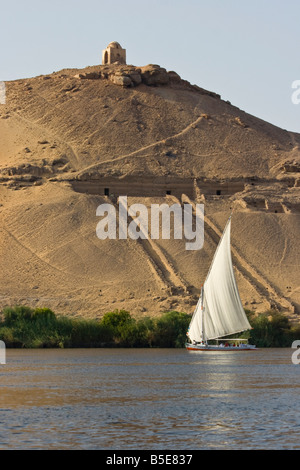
[0,62,299,321]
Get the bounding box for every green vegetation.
[247,309,300,347]
[0,306,190,348]
[0,306,299,348]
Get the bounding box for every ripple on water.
[0,348,299,449]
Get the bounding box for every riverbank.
[0,306,299,348]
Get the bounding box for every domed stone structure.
[108,41,122,48]
[102,41,126,65]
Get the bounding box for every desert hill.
[0,61,299,320]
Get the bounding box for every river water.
[0,348,299,450]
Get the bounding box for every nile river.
[0,348,299,450]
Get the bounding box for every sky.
[0,0,299,132]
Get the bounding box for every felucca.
[186,216,256,351]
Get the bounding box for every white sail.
[188,217,251,342]
[187,289,204,343]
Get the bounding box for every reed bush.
[248,309,300,347]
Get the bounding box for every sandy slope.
[0,64,299,320]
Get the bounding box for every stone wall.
[71,176,245,199]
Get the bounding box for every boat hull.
[186,343,257,351]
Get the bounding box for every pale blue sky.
[0,0,299,132]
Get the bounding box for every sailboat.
[186,215,256,351]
